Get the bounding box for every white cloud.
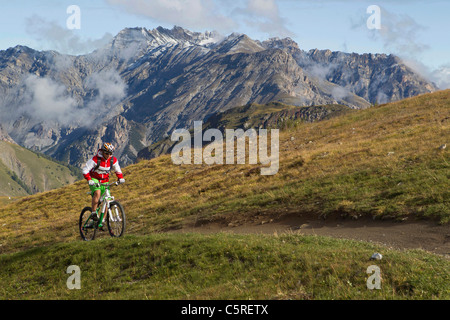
[376,91,389,104]
[403,58,450,90]
[0,69,128,128]
[430,65,450,89]
[351,6,429,59]
[106,0,237,32]
[352,6,449,89]
[377,8,429,58]
[304,63,337,80]
[105,0,293,38]
[247,0,279,18]
[233,0,293,38]
[331,85,351,100]
[84,69,128,111]
[22,74,78,125]
[25,14,113,55]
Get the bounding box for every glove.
[119,178,125,184]
[88,180,95,186]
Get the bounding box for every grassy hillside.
[0,233,448,299]
[0,90,448,299]
[0,90,448,254]
[0,141,82,197]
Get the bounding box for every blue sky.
[0,0,448,88]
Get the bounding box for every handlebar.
[95,181,121,188]
[102,181,120,187]
[86,180,121,194]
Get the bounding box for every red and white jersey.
[82,149,124,183]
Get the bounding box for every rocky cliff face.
[0,124,16,144]
[291,47,437,104]
[0,26,437,167]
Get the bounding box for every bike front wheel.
[107,201,126,238]
[79,206,97,241]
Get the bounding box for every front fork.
[97,201,108,228]
[97,201,121,227]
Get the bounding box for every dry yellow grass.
[0,90,448,254]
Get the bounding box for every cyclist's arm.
[112,157,124,179]
[82,158,96,181]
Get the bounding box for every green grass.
[0,160,28,197]
[0,233,448,300]
[0,141,81,197]
[0,90,449,300]
[0,91,449,255]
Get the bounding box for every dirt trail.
[173,213,450,257]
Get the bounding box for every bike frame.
[86,181,122,228]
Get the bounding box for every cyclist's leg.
[89,178,102,219]
[97,185,109,228]
[92,190,101,214]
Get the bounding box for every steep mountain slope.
[301,49,437,104]
[0,124,15,144]
[0,141,81,197]
[264,38,438,104]
[0,26,437,168]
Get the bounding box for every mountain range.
[0,26,438,168]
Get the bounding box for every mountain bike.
[79,181,126,241]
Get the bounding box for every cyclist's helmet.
[101,142,115,154]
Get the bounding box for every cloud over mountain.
[105,0,291,38]
[25,14,113,55]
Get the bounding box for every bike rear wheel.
[79,206,97,241]
[107,201,126,237]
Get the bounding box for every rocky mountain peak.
[261,37,299,51]
[156,25,222,47]
[104,26,225,63]
[258,37,300,58]
[213,33,265,55]
[110,26,222,52]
